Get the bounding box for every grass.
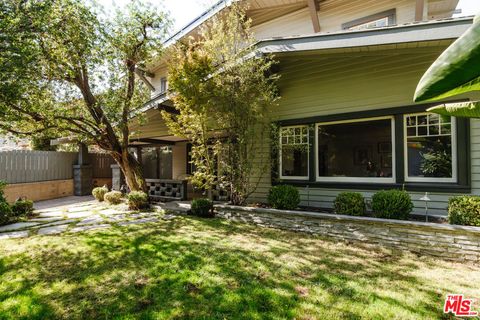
[0,215,479,320]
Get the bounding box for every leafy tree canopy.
[164,3,279,205]
[0,0,170,190]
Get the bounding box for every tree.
[414,14,480,117]
[0,0,169,191]
[164,4,279,205]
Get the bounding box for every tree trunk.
[111,150,147,192]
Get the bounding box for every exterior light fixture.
[419,192,431,222]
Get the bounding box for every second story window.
[342,9,396,31]
[160,77,168,93]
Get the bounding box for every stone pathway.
[0,196,173,240]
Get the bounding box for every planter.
[215,204,480,262]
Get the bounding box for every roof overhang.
[138,17,473,115]
[256,17,473,54]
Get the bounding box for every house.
[130,0,478,216]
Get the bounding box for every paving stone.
[118,217,159,226]
[68,205,96,213]
[0,230,29,239]
[38,211,65,218]
[37,224,69,235]
[66,211,94,219]
[77,215,104,226]
[162,214,177,220]
[106,214,127,222]
[0,222,41,232]
[100,209,126,216]
[29,217,63,222]
[41,219,78,228]
[70,224,112,233]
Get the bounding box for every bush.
[268,185,300,210]
[190,198,214,218]
[92,186,109,202]
[127,191,149,210]
[0,202,12,225]
[11,199,34,217]
[371,189,413,220]
[334,192,365,216]
[448,196,480,227]
[104,191,123,205]
[0,180,7,203]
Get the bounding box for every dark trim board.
[273,102,471,193]
[272,180,471,193]
[276,102,468,126]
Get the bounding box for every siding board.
[250,46,478,216]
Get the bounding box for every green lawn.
[0,215,478,320]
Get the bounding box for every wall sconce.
[419,192,431,222]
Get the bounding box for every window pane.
[349,16,389,30]
[407,137,452,178]
[281,145,308,177]
[159,146,173,179]
[317,119,393,178]
[141,147,159,179]
[406,113,453,179]
[280,126,309,178]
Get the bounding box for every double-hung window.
[315,117,395,183]
[404,113,457,182]
[280,126,309,179]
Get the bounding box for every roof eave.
[256,17,474,54]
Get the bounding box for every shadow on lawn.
[0,216,463,320]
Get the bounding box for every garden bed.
[215,204,480,262]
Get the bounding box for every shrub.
[0,180,7,203]
[104,191,123,205]
[0,202,12,225]
[268,185,300,210]
[190,198,214,218]
[11,199,34,217]
[127,191,149,210]
[448,196,480,227]
[334,192,365,216]
[371,189,413,220]
[92,186,109,202]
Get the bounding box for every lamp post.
[419,192,431,222]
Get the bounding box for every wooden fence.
[91,153,115,178]
[0,150,114,184]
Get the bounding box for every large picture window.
[404,113,457,182]
[316,117,395,183]
[280,126,309,179]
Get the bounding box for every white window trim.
[279,125,309,180]
[403,113,457,183]
[315,116,396,184]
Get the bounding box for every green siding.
[250,45,480,216]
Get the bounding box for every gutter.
[256,17,474,54]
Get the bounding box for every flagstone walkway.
[0,196,178,240]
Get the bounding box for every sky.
[97,0,479,37]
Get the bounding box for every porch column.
[111,164,124,191]
[73,143,93,196]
